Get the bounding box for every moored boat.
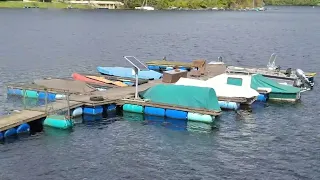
[225,53,316,90]
[207,73,302,102]
[97,66,162,80]
[175,77,259,105]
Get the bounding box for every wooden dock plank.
[0,110,45,132]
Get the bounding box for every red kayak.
[72,73,105,85]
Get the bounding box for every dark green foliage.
[264,0,319,5]
[120,0,265,8]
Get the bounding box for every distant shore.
[0,1,92,9]
[0,1,319,10]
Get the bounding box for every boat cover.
[207,73,300,94]
[97,67,162,80]
[176,78,259,98]
[139,84,221,111]
[251,74,300,93]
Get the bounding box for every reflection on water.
[123,112,216,133]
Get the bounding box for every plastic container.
[0,132,3,140]
[144,106,165,117]
[7,88,23,96]
[4,128,17,138]
[16,123,30,134]
[218,101,240,110]
[72,107,83,117]
[43,115,73,129]
[38,92,56,101]
[257,94,268,102]
[83,106,103,115]
[24,90,38,98]
[187,113,214,123]
[123,104,144,113]
[165,109,187,119]
[107,104,117,111]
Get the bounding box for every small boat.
[135,0,154,10]
[175,77,259,105]
[97,67,162,80]
[72,73,106,85]
[207,73,301,102]
[86,75,128,87]
[226,53,316,90]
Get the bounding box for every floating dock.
[0,62,265,135]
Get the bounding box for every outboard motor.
[295,69,313,89]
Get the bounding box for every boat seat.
[192,59,206,75]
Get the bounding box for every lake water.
[0,6,320,180]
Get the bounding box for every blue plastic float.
[0,132,3,140]
[107,104,117,111]
[165,109,188,119]
[144,106,165,117]
[83,106,103,115]
[4,128,17,138]
[7,88,23,96]
[257,94,268,102]
[218,101,240,110]
[38,92,56,101]
[16,123,30,134]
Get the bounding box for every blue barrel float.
[257,94,268,102]
[43,115,73,129]
[16,123,30,134]
[144,106,165,117]
[7,88,23,96]
[123,104,144,114]
[165,109,188,119]
[72,107,83,117]
[187,112,214,123]
[0,132,3,140]
[38,92,56,101]
[218,101,240,110]
[107,104,117,111]
[4,128,17,138]
[83,106,103,115]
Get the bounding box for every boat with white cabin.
[135,0,154,10]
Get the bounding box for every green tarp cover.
[251,74,300,93]
[139,84,221,112]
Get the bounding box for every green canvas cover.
[139,84,221,112]
[251,74,300,94]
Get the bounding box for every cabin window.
[227,77,243,86]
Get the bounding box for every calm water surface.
[0,7,320,180]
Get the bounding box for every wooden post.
[45,88,48,114]
[23,88,26,110]
[66,90,71,119]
